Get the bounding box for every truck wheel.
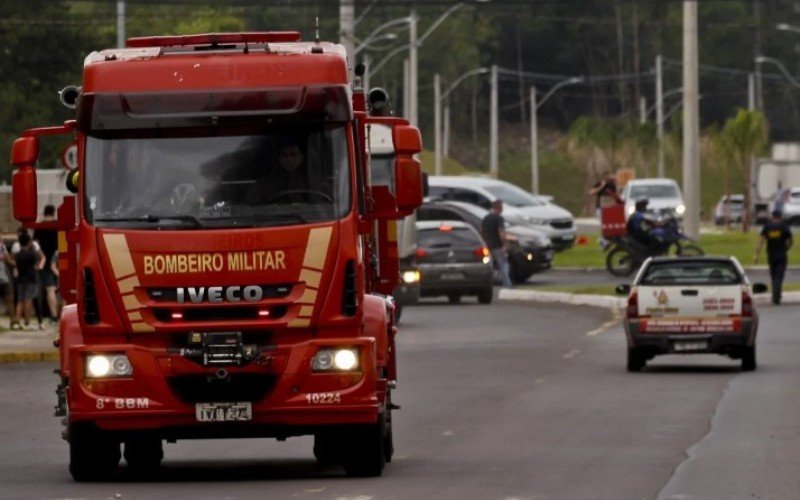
[313,432,343,465]
[742,346,757,372]
[627,347,646,372]
[477,287,493,304]
[69,422,121,481]
[343,413,386,477]
[124,436,163,474]
[447,294,461,304]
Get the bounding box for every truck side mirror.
[11,136,39,223]
[393,125,423,212]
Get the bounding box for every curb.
[498,288,800,311]
[0,350,59,364]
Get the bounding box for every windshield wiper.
[95,214,204,228]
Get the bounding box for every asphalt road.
[3,300,800,499]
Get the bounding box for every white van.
[427,176,576,250]
[622,178,685,219]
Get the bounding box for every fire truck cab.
[10,32,423,480]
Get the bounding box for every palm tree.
[718,109,768,232]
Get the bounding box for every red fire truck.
[10,32,423,480]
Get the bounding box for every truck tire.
[69,422,121,481]
[124,436,164,474]
[742,346,757,372]
[343,413,386,477]
[627,347,646,372]
[477,287,493,304]
[313,432,343,465]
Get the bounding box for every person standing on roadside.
[755,209,793,305]
[12,232,45,329]
[33,205,59,323]
[0,231,16,329]
[589,171,622,248]
[481,200,512,287]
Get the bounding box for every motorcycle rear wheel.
[606,247,636,277]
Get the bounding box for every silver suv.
[427,176,576,251]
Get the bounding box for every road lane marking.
[535,377,546,384]
[442,430,454,437]
[562,349,580,359]
[586,317,622,337]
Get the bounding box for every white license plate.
[674,341,708,352]
[195,402,252,422]
[440,272,465,280]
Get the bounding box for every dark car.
[415,220,494,304]
[418,200,554,284]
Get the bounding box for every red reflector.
[438,224,453,232]
[627,292,638,319]
[258,309,271,317]
[415,248,428,259]
[171,312,183,320]
[742,292,753,317]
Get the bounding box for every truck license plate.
[674,341,708,352]
[195,402,252,422]
[440,272,464,281]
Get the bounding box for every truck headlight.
[312,348,359,371]
[675,204,686,215]
[401,270,420,284]
[86,354,133,378]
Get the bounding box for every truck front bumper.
[67,337,383,439]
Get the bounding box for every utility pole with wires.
[116,0,126,48]
[682,1,701,240]
[339,0,356,69]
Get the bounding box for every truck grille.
[167,374,277,404]
[550,219,573,229]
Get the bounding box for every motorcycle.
[605,211,703,277]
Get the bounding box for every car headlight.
[675,204,686,215]
[311,348,360,371]
[401,270,420,284]
[86,354,133,378]
[627,206,635,215]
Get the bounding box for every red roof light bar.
[126,32,302,49]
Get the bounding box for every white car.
[617,256,767,372]
[622,178,685,219]
[427,176,576,250]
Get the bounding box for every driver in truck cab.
[245,138,313,204]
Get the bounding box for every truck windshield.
[84,125,351,229]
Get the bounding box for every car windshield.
[484,184,545,207]
[84,125,350,229]
[418,227,483,248]
[629,184,680,199]
[640,261,742,285]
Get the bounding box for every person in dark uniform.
[245,139,311,204]
[755,210,793,305]
[481,200,512,287]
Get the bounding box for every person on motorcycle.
[627,198,655,248]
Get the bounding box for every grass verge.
[553,230,797,269]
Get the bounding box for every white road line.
[562,349,580,359]
[586,317,622,337]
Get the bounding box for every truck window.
[84,125,351,229]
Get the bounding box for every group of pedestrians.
[1,205,61,330]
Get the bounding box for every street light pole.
[530,86,538,194]
[682,0,701,239]
[656,54,665,177]
[434,73,442,175]
[435,67,490,170]
[339,0,355,67]
[490,64,499,178]
[117,0,126,48]
[408,11,418,126]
